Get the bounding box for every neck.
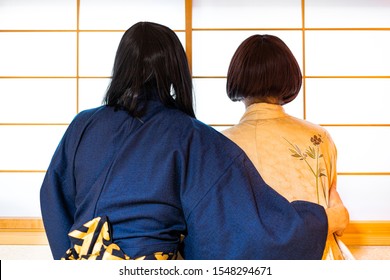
[243,97,280,108]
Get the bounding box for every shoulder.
[70,106,106,125]
[220,123,250,143]
[68,105,129,131]
[285,116,337,155]
[187,118,245,159]
[61,106,108,142]
[155,110,248,173]
[221,125,239,137]
[287,115,333,137]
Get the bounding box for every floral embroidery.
[284,134,327,204]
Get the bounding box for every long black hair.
[104,22,195,118]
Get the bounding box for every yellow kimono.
[223,103,353,260]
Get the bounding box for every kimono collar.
[239,102,287,123]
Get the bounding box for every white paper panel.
[326,127,390,173]
[0,33,76,76]
[79,0,185,30]
[305,31,390,76]
[79,32,123,77]
[78,78,110,112]
[306,0,390,28]
[338,175,390,220]
[0,0,76,30]
[281,90,304,120]
[193,0,302,28]
[0,126,67,170]
[177,32,186,53]
[0,79,76,123]
[192,31,302,76]
[306,79,390,124]
[193,78,245,125]
[193,78,305,125]
[212,126,233,132]
[0,172,45,217]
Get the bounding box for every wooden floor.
[348,246,390,260]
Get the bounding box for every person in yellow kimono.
[222,34,354,260]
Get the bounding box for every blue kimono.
[40,100,327,260]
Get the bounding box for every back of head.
[104,22,195,118]
[227,34,302,105]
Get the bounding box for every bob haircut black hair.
[227,34,302,105]
[104,22,195,118]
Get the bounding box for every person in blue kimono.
[40,21,349,260]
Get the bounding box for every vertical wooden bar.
[76,0,80,113]
[185,0,193,73]
[301,0,306,120]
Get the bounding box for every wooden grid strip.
[1,219,389,246]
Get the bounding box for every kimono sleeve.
[324,129,338,191]
[40,120,80,259]
[181,152,328,260]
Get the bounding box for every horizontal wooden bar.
[0,218,44,229]
[0,219,389,246]
[306,76,390,79]
[2,28,390,33]
[0,76,111,78]
[1,170,389,176]
[209,123,390,128]
[340,221,390,246]
[305,28,390,31]
[1,123,389,128]
[193,28,302,31]
[320,124,390,127]
[337,172,390,176]
[0,29,185,33]
[0,231,48,245]
[2,75,389,79]
[0,123,69,126]
[0,218,47,245]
